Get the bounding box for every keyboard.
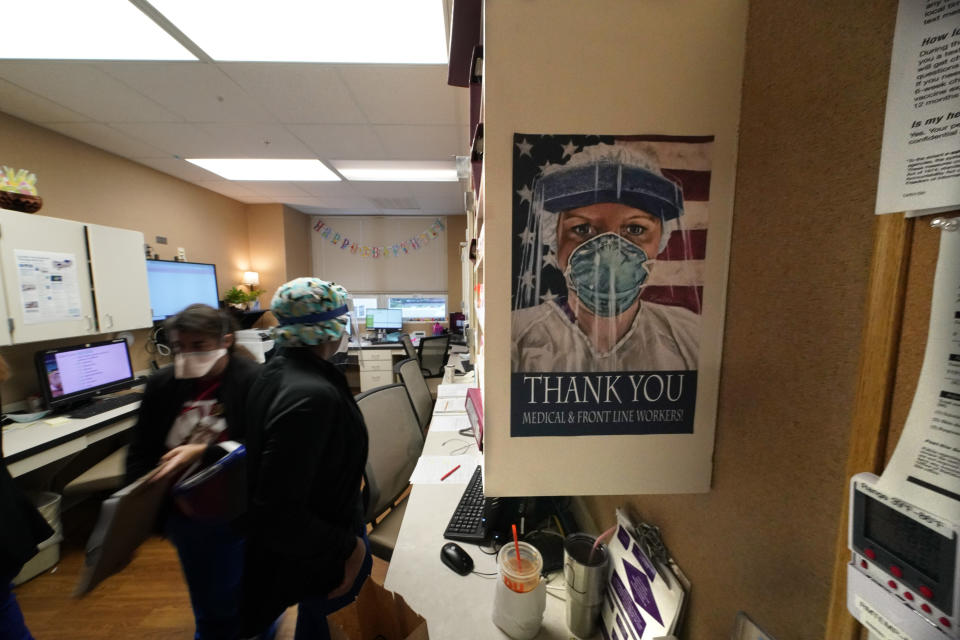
[67,392,144,419]
[443,465,498,544]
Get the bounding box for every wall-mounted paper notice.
[15,250,83,325]
[875,0,960,216]
[877,227,960,516]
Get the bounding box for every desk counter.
[384,383,579,639]
[3,403,139,477]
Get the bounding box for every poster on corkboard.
[510,134,712,443]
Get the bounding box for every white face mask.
[174,348,228,379]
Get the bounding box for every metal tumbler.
[563,533,609,638]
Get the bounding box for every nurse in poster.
[511,134,712,437]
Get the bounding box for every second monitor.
[365,308,402,331]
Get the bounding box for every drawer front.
[362,350,394,362]
[360,370,394,391]
[360,359,394,373]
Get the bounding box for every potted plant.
[224,286,264,310]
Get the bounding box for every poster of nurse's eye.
[511,133,712,437]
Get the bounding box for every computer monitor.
[35,339,135,411]
[365,308,403,330]
[146,260,220,322]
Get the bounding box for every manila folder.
[73,470,172,597]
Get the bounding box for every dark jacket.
[0,428,55,579]
[125,355,261,484]
[241,349,369,635]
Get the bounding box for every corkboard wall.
[583,2,899,639]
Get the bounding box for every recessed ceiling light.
[0,0,195,61]
[333,161,459,182]
[187,159,341,181]
[150,0,447,63]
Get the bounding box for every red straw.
[512,523,521,568]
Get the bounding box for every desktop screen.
[39,340,133,402]
[388,296,447,322]
[146,261,219,321]
[365,308,403,330]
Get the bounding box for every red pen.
[441,464,461,481]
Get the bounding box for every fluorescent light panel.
[0,0,195,60]
[187,159,341,181]
[150,0,447,63]
[333,161,459,182]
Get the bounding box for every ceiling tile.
[195,180,260,199]
[408,182,466,213]
[240,196,282,204]
[43,122,168,158]
[279,196,374,210]
[373,124,465,160]
[351,182,416,200]
[234,181,311,198]
[0,78,89,123]
[97,62,274,123]
[134,157,226,182]
[298,204,382,215]
[339,65,462,125]
[286,124,385,160]
[111,122,222,157]
[292,181,357,198]
[220,63,365,124]
[0,61,181,123]
[198,123,315,157]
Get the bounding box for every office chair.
[417,335,450,378]
[355,383,424,561]
[394,358,433,434]
[399,333,418,361]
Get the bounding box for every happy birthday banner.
[313,218,446,259]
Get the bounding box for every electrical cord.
[471,570,497,579]
[441,437,475,455]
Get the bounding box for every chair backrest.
[399,333,417,361]
[417,335,450,377]
[355,383,424,522]
[395,358,433,433]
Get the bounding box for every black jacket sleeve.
[124,372,172,484]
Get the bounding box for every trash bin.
[13,491,63,585]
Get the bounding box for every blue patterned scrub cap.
[270,277,349,347]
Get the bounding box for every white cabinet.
[86,224,152,332]
[0,210,97,344]
[359,349,396,392]
[0,210,152,344]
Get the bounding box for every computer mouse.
[440,542,474,576]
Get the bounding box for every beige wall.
[245,203,285,307]
[0,111,252,403]
[282,205,312,282]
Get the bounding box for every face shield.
[514,151,688,316]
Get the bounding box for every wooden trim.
[824,213,913,640]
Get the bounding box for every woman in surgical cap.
[240,278,370,640]
[512,143,700,372]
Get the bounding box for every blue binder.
[172,444,247,523]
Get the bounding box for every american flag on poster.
[510,134,713,437]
